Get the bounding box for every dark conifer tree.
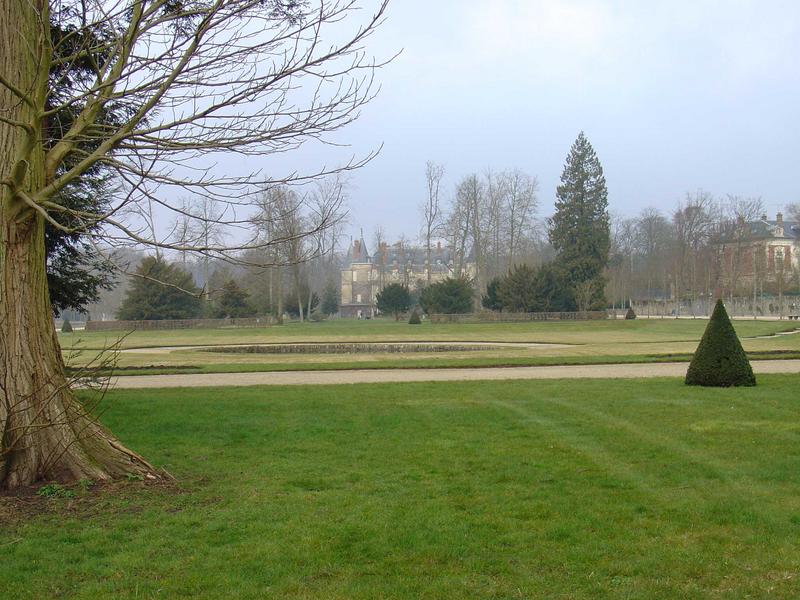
[116,258,203,320]
[213,280,255,318]
[549,132,610,309]
[376,283,412,320]
[321,280,340,316]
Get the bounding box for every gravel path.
[107,359,800,389]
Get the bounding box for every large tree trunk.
[1,0,156,490]
[0,215,157,489]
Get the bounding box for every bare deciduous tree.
[372,225,387,291]
[501,169,538,270]
[421,161,444,285]
[672,191,715,313]
[0,0,389,489]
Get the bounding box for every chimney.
[777,212,783,225]
[761,213,768,221]
[437,241,442,251]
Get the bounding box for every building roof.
[746,217,799,241]
[719,213,800,243]
[347,234,371,265]
[346,237,474,269]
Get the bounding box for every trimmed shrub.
[61,319,73,333]
[625,307,636,320]
[685,299,755,387]
[408,310,421,325]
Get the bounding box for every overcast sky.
[274,0,800,243]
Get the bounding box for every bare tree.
[446,174,485,293]
[786,202,800,223]
[635,207,671,314]
[306,177,348,316]
[718,196,764,300]
[608,214,637,310]
[501,169,538,270]
[672,191,715,314]
[169,199,200,266]
[188,197,227,303]
[421,161,445,285]
[482,168,505,279]
[0,0,390,489]
[369,225,387,293]
[260,187,309,321]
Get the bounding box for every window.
[356,294,362,303]
[352,270,357,282]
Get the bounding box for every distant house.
[339,235,475,318]
[718,212,799,291]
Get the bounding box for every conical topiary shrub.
[625,307,636,320]
[685,299,755,387]
[61,318,73,333]
[408,309,421,325]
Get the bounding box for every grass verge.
[65,349,800,377]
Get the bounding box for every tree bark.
[1,0,156,489]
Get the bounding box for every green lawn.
[4,376,800,598]
[58,318,800,375]
[59,317,796,349]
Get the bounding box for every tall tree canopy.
[0,0,388,489]
[548,132,610,308]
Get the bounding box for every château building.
[718,212,799,292]
[340,235,475,318]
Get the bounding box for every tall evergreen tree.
[376,283,412,320]
[44,17,134,315]
[549,132,610,309]
[213,280,255,319]
[321,280,340,316]
[116,258,203,320]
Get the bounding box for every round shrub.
[61,319,73,333]
[625,307,636,320]
[685,299,755,387]
[408,310,421,325]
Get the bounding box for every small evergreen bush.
[685,299,755,387]
[61,319,73,333]
[408,310,421,324]
[625,307,636,320]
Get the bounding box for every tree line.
[606,194,799,312]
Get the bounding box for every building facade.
[718,212,799,292]
[340,236,475,318]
